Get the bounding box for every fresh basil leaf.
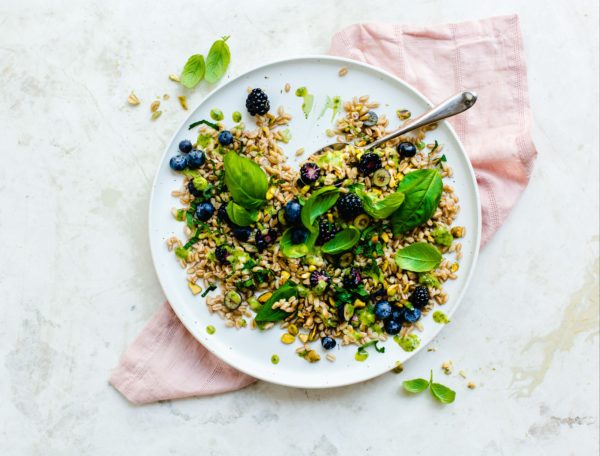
[280,228,310,258]
[391,169,443,235]
[395,243,442,272]
[180,54,205,89]
[355,186,405,219]
[402,378,430,394]
[255,281,298,323]
[226,201,258,226]
[204,36,231,83]
[321,227,360,254]
[300,186,340,231]
[223,152,268,210]
[188,119,219,130]
[430,382,456,404]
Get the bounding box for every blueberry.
[284,200,302,224]
[384,318,402,335]
[178,139,193,153]
[169,155,188,171]
[374,301,392,320]
[187,150,206,169]
[218,130,234,146]
[232,227,251,242]
[217,204,232,225]
[195,202,214,221]
[321,336,336,350]
[290,227,308,244]
[215,246,229,264]
[402,307,422,323]
[398,142,417,158]
[390,308,403,322]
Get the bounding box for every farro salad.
[166,87,464,363]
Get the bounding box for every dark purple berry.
[246,88,270,116]
[215,246,229,264]
[343,267,362,288]
[309,270,330,288]
[300,162,321,184]
[336,193,363,220]
[358,152,382,175]
[409,285,430,309]
[398,141,417,158]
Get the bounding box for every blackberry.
[215,246,229,264]
[300,162,321,184]
[358,152,382,175]
[317,218,337,244]
[343,267,362,288]
[245,88,270,116]
[255,228,278,251]
[409,285,430,309]
[309,270,330,288]
[217,204,232,225]
[337,193,363,220]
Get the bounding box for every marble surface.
[1,0,598,454]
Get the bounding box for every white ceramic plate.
[149,56,481,388]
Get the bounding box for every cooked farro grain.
[167,93,464,360]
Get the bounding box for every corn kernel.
[308,265,317,272]
[258,292,272,303]
[451,262,459,272]
[266,187,276,200]
[327,213,334,223]
[381,232,390,243]
[300,185,310,195]
[188,282,202,295]
[280,271,290,284]
[354,299,366,308]
[387,285,397,297]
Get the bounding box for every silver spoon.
[315,90,477,154]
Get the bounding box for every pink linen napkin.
[110,14,537,404]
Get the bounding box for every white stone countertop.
[1,0,598,454]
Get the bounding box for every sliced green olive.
[372,168,391,187]
[339,252,355,268]
[353,214,370,230]
[224,290,242,310]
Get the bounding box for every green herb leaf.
[357,340,385,354]
[188,119,220,130]
[391,169,443,235]
[174,246,189,260]
[255,281,298,323]
[315,149,344,168]
[363,261,384,285]
[223,151,268,210]
[201,283,217,297]
[321,227,360,254]
[402,378,430,394]
[300,186,340,231]
[395,243,442,272]
[180,54,205,89]
[204,36,231,83]
[226,201,258,226]
[355,186,405,219]
[430,381,456,404]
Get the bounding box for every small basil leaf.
[391,169,443,235]
[321,227,360,254]
[255,281,298,323]
[280,228,310,258]
[180,54,205,89]
[395,243,442,272]
[188,119,219,130]
[226,201,258,227]
[204,36,231,83]
[430,382,456,404]
[355,186,405,219]
[223,152,267,210]
[402,378,430,394]
[300,186,340,231]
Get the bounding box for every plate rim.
[148,54,482,388]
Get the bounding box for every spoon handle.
[364,91,477,151]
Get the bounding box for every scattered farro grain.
[338,67,348,77]
[284,83,291,93]
[169,73,181,82]
[467,382,477,389]
[150,100,160,112]
[442,360,454,375]
[326,354,336,362]
[127,91,140,106]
